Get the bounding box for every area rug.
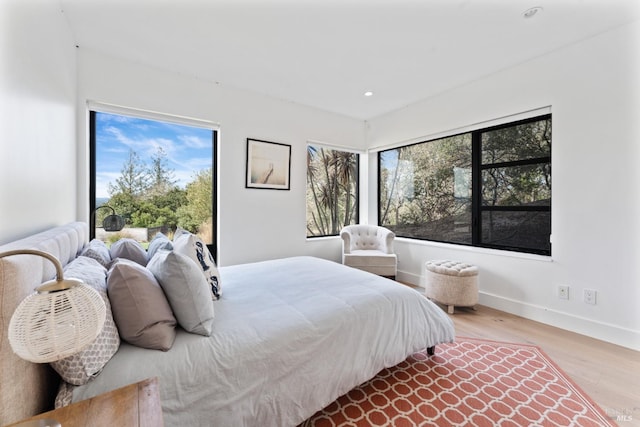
[301,337,614,426]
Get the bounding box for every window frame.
[378,113,551,256]
[89,108,218,258]
[306,143,361,238]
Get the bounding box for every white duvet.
[71,256,455,427]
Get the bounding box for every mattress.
[70,256,455,426]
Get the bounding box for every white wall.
[0,1,77,243]
[366,21,640,350]
[75,49,366,267]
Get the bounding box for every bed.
[0,222,455,426]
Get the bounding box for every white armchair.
[340,225,397,279]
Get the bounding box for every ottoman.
[425,260,478,314]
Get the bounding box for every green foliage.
[105,147,211,240]
[306,146,358,237]
[379,117,551,249]
[380,135,472,228]
[177,168,213,234]
[148,147,177,197]
[108,149,149,198]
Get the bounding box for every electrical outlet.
[584,289,597,305]
[558,285,569,300]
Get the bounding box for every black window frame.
[89,110,218,259]
[378,114,551,256]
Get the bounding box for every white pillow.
[172,231,221,300]
[147,250,215,336]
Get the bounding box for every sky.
[95,112,214,198]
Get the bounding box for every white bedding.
[71,256,455,426]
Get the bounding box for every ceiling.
[58,0,640,120]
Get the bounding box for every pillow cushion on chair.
[172,230,221,300]
[50,256,120,385]
[343,251,397,268]
[107,258,177,351]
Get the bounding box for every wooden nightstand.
[6,377,163,427]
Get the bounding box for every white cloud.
[178,134,210,149]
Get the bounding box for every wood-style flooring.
[445,304,640,426]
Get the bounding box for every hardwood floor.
[445,304,640,426]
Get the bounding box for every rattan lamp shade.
[2,249,107,363]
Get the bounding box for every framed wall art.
[245,138,291,190]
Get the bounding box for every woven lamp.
[1,249,106,363]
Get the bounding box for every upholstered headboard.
[0,222,88,425]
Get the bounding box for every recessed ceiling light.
[523,6,543,19]
[364,91,374,97]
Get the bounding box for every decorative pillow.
[173,226,191,241]
[55,381,74,408]
[109,238,148,266]
[80,238,111,267]
[50,256,120,385]
[107,258,177,351]
[147,232,173,261]
[173,231,221,300]
[147,250,215,336]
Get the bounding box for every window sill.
[306,235,340,242]
[394,237,553,262]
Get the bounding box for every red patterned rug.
[301,337,614,426]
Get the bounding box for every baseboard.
[479,292,640,352]
[397,270,423,287]
[397,268,640,351]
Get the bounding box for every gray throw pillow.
[147,232,173,261]
[107,258,177,351]
[110,238,148,266]
[81,238,111,268]
[147,250,215,336]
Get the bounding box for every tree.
[147,147,177,198]
[328,150,357,227]
[379,134,472,242]
[177,168,212,234]
[379,117,550,249]
[306,146,358,237]
[107,148,186,229]
[130,188,187,228]
[108,149,149,198]
[306,146,328,235]
[107,191,138,226]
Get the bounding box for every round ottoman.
[425,260,478,314]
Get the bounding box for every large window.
[306,145,359,237]
[379,114,551,255]
[90,110,217,255]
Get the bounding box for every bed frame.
[0,222,88,425]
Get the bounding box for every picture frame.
[245,138,291,190]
